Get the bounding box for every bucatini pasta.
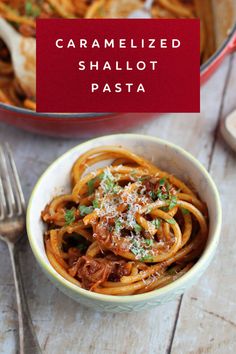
[0,0,215,110]
[41,146,208,295]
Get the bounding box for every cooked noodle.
[41,146,208,295]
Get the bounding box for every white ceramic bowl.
[26,134,222,312]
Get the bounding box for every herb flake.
[152,219,161,229]
[167,218,176,225]
[65,209,75,225]
[92,199,99,209]
[87,179,95,195]
[115,219,122,233]
[181,207,190,215]
[159,177,166,186]
[134,223,142,233]
[145,239,153,247]
[25,1,40,17]
[169,195,177,210]
[79,205,94,216]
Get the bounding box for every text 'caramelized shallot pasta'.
[41,146,209,296]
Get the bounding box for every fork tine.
[0,144,16,217]
[0,173,7,221]
[0,144,25,217]
[5,143,25,214]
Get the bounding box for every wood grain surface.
[0,53,235,354]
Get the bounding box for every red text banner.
[36,19,200,113]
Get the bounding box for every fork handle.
[7,242,42,354]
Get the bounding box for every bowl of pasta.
[27,134,222,312]
[0,0,236,137]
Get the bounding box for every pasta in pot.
[0,0,215,110]
[41,146,209,295]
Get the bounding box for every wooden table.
[0,53,236,354]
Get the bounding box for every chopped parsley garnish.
[167,218,176,225]
[98,172,105,180]
[145,239,153,247]
[130,239,141,255]
[130,247,140,256]
[157,190,168,201]
[25,1,33,15]
[130,237,153,261]
[161,206,169,212]
[25,1,40,17]
[152,218,161,229]
[79,205,94,216]
[92,199,99,209]
[159,177,166,186]
[115,219,122,233]
[169,195,177,210]
[150,190,156,200]
[88,173,106,195]
[181,207,190,215]
[87,179,95,195]
[113,184,121,194]
[64,209,75,225]
[101,170,119,193]
[146,205,153,214]
[134,223,142,233]
[141,255,153,262]
[156,178,178,209]
[131,239,139,247]
[138,176,149,182]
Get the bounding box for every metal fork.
[0,144,41,354]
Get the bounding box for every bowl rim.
[26,133,222,303]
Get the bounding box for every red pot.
[0,24,236,138]
[200,23,236,84]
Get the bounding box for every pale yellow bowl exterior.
[26,134,222,312]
